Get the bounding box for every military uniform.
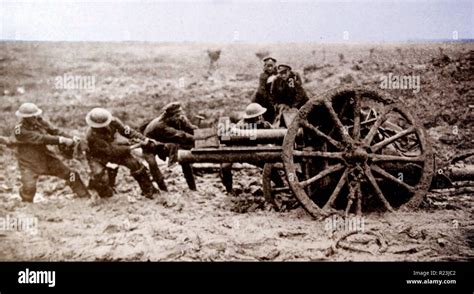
[142,102,198,190]
[252,57,278,123]
[143,113,197,147]
[13,116,89,202]
[253,71,277,122]
[271,65,309,127]
[271,71,309,110]
[85,111,156,198]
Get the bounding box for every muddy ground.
[0,42,473,261]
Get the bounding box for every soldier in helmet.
[142,102,198,190]
[220,103,272,193]
[143,102,198,147]
[252,57,278,123]
[236,103,273,130]
[12,102,90,202]
[85,108,159,199]
[271,64,309,126]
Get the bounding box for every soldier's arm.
[39,117,70,137]
[161,125,194,143]
[93,138,131,158]
[291,72,309,109]
[113,118,147,141]
[180,116,198,134]
[252,74,268,103]
[294,85,309,109]
[14,125,61,145]
[262,121,273,129]
[0,136,18,147]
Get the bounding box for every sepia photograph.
[0,0,472,290]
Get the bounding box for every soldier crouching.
[13,102,90,202]
[84,108,159,199]
[142,102,198,190]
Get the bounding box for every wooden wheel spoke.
[323,99,353,144]
[363,164,394,212]
[355,182,362,215]
[369,154,424,163]
[363,107,391,145]
[370,126,416,152]
[322,168,349,210]
[370,165,416,193]
[300,120,343,149]
[272,187,291,193]
[299,163,345,188]
[293,150,344,160]
[352,94,361,140]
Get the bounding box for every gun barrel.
[178,146,282,164]
[219,129,287,145]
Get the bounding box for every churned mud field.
[0,42,473,261]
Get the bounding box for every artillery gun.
[173,86,472,218]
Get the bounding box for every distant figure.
[252,56,278,122]
[12,102,90,202]
[255,50,270,60]
[85,108,159,199]
[271,64,309,126]
[207,49,221,70]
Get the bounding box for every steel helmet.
[16,102,42,118]
[243,103,267,119]
[86,108,113,128]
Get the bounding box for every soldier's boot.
[107,167,119,187]
[67,172,91,198]
[220,164,233,193]
[19,186,36,203]
[149,164,168,192]
[131,167,159,199]
[181,163,196,191]
[270,168,285,188]
[167,144,179,168]
[88,176,114,198]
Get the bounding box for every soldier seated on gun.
[11,103,90,202]
[142,102,198,190]
[85,108,159,199]
[221,103,273,193]
[271,64,309,126]
[252,56,278,123]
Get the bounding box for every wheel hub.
[343,146,369,165]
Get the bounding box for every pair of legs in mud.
[220,162,284,194]
[88,152,159,199]
[19,159,90,202]
[142,143,196,191]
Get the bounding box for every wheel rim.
[282,87,434,218]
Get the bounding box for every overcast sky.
[0,0,472,42]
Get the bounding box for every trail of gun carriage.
[0,42,473,261]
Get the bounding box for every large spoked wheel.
[282,87,434,218]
